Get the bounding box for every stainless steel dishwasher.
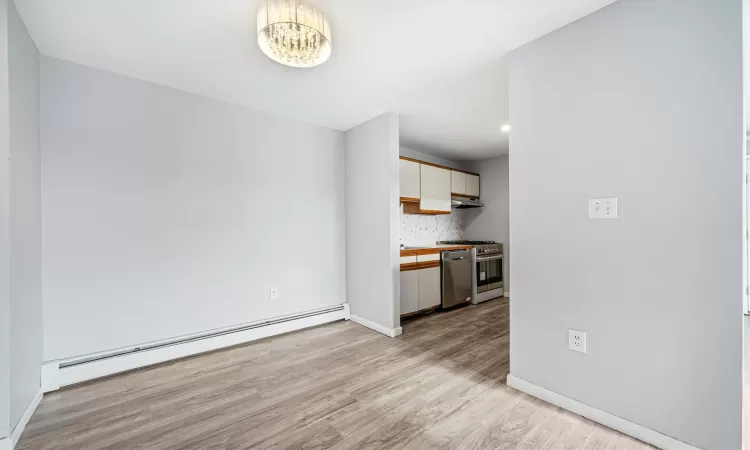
[441,250,473,308]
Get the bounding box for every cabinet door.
[466,174,480,198]
[400,270,419,315]
[450,171,466,195]
[420,165,451,212]
[418,267,441,310]
[399,159,421,200]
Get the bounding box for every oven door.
[476,254,503,293]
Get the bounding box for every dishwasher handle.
[443,250,472,261]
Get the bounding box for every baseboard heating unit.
[42,303,350,392]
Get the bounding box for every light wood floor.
[17,299,653,449]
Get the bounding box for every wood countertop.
[400,245,472,271]
[400,245,472,257]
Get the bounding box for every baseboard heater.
[42,303,350,392]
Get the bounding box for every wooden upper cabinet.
[466,174,480,198]
[399,159,420,201]
[420,164,451,213]
[450,171,466,196]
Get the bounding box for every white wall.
[0,0,10,439]
[345,113,400,332]
[399,147,469,171]
[41,57,347,361]
[745,0,750,134]
[8,0,41,429]
[509,0,743,449]
[463,156,509,291]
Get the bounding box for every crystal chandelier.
[257,0,332,68]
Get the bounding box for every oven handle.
[476,254,503,262]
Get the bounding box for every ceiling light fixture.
[501,124,512,133]
[257,0,332,68]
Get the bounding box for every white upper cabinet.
[399,159,420,200]
[466,174,480,198]
[399,156,479,214]
[450,171,466,196]
[420,164,451,212]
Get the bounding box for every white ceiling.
[16,0,617,160]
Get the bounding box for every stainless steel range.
[437,241,504,304]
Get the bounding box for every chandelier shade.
[257,0,332,68]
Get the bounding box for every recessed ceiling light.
[257,0,332,68]
[501,124,512,133]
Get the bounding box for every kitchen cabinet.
[466,174,480,198]
[399,156,479,214]
[416,253,440,262]
[450,171,466,196]
[451,170,480,198]
[400,270,419,315]
[419,164,451,213]
[452,170,480,198]
[418,267,441,310]
[400,246,471,317]
[399,159,420,201]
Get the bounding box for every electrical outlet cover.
[568,329,587,353]
[602,198,618,218]
[589,198,618,219]
[270,288,279,300]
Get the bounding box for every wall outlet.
[588,198,618,219]
[270,288,279,300]
[568,329,587,353]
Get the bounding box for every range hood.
[451,196,483,209]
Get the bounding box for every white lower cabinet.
[400,265,442,315]
[417,267,441,310]
[400,270,419,315]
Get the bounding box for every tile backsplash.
[399,205,465,243]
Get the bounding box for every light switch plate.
[589,198,618,219]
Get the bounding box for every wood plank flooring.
[17,299,653,449]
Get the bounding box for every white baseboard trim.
[350,314,402,337]
[9,387,43,446]
[0,438,11,450]
[504,291,510,298]
[41,361,60,393]
[43,305,348,392]
[506,375,699,450]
